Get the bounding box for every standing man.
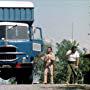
[42,47,55,84]
[66,46,80,84]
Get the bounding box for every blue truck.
[0,1,43,84]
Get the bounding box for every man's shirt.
[66,50,79,62]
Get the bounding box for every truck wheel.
[16,74,33,84]
[29,74,33,84]
[16,68,33,84]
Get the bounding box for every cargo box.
[0,1,34,24]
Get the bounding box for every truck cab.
[0,1,43,84]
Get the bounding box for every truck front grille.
[0,46,16,60]
[0,54,16,60]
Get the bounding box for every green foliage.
[80,56,90,73]
[78,48,90,74]
[9,78,16,84]
[54,60,68,83]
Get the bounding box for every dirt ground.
[0,84,90,90]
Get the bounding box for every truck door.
[32,27,43,52]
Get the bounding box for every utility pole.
[71,22,74,43]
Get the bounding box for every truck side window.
[33,28,42,40]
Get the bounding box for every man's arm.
[66,50,72,59]
[76,51,80,68]
[66,50,72,56]
[76,57,79,66]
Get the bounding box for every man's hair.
[71,46,77,50]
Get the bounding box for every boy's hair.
[47,47,52,51]
[46,47,52,54]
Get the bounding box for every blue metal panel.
[4,8,9,20]
[0,8,34,23]
[10,8,15,20]
[26,9,31,20]
[15,9,20,20]
[21,9,26,20]
[0,9,3,20]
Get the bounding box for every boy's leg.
[50,65,54,84]
[43,68,48,83]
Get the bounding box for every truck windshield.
[0,25,29,41]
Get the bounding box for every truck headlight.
[22,57,26,60]
[22,57,27,63]
[33,43,41,51]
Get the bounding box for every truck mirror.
[32,26,36,34]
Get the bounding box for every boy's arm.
[48,53,55,61]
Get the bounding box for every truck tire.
[16,68,33,84]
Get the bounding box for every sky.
[2,0,90,50]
